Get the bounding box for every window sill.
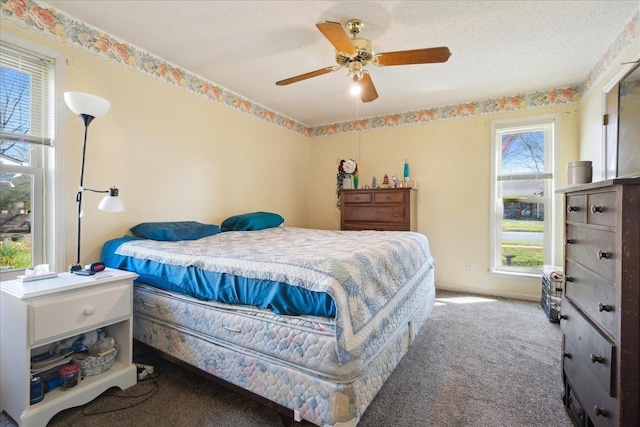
[489,269,541,282]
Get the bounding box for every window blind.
[0,43,54,146]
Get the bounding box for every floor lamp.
[64,92,125,272]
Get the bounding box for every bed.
[102,222,436,427]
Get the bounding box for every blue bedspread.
[107,227,435,363]
[102,236,336,317]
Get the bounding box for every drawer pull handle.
[566,205,577,213]
[355,197,361,200]
[597,250,610,260]
[386,196,392,200]
[590,354,605,364]
[564,238,573,245]
[350,212,356,216]
[563,352,572,359]
[83,306,95,316]
[392,213,398,217]
[594,406,608,418]
[559,314,568,320]
[598,303,613,312]
[564,277,574,283]
[223,325,242,334]
[590,205,603,214]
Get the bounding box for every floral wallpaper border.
[1,0,638,138]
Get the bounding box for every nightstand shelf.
[1,268,138,427]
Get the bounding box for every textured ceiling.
[45,1,639,126]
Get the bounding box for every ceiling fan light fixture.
[348,61,364,82]
[350,82,362,96]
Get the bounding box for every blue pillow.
[220,212,284,232]
[130,221,220,241]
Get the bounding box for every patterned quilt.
[116,227,435,363]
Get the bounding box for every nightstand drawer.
[28,282,131,345]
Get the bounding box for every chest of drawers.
[558,178,640,427]
[340,188,417,231]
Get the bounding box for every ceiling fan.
[276,19,452,103]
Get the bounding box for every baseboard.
[434,283,540,302]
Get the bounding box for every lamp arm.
[79,186,110,194]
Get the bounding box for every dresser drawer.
[342,222,407,231]
[564,364,616,427]
[343,206,406,223]
[566,194,586,223]
[586,192,617,228]
[343,191,372,204]
[565,259,617,338]
[373,191,406,204]
[565,225,616,282]
[28,282,131,345]
[561,300,615,398]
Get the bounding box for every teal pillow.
[130,221,220,241]
[220,212,284,232]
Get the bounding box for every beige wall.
[4,24,310,267]
[309,107,580,299]
[578,39,640,180]
[3,17,633,300]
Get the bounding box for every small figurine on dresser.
[372,176,378,189]
[382,174,390,188]
[392,175,399,188]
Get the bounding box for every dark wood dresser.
[558,178,640,427]
[340,188,417,231]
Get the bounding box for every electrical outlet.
[466,262,472,271]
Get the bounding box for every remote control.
[73,270,96,276]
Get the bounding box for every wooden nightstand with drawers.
[0,268,138,427]
[558,178,640,427]
[340,188,417,231]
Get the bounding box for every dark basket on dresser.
[541,270,563,323]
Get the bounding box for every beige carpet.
[1,290,572,427]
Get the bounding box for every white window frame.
[490,114,558,278]
[1,32,66,279]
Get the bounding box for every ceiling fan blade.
[276,66,337,86]
[359,73,378,103]
[316,21,356,54]
[374,46,451,66]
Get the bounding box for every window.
[490,116,556,276]
[0,34,63,278]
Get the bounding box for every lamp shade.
[98,187,125,212]
[64,92,110,117]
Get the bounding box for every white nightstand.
[0,268,138,426]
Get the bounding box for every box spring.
[132,269,435,426]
